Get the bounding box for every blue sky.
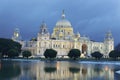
[0,0,120,45]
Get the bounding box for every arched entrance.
[82,44,87,54]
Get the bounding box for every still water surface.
[0,60,120,80]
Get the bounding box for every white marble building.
[12,11,114,58]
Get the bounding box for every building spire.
[105,30,113,40]
[39,21,49,34]
[62,10,65,19]
[41,21,46,27]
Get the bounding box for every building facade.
[12,11,114,58]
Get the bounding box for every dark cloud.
[0,0,120,45]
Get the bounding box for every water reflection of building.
[18,62,115,80]
[0,61,117,80]
[12,10,114,58]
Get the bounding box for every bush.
[22,50,32,58]
[68,49,81,59]
[7,49,19,58]
[109,50,120,59]
[44,49,57,58]
[91,51,103,59]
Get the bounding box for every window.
[44,29,46,32]
[39,43,41,47]
[68,32,70,35]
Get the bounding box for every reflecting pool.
[0,60,120,80]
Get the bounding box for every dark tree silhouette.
[0,38,21,57]
[91,51,103,59]
[109,50,120,59]
[7,49,19,58]
[44,49,57,58]
[22,50,32,58]
[68,49,81,59]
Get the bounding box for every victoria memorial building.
[12,11,114,58]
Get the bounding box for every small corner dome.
[76,32,80,37]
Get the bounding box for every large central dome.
[52,10,74,40]
[56,19,72,27]
[55,10,72,27]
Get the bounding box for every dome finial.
[62,10,65,19]
[105,30,113,40]
[41,20,46,26]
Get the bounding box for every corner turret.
[37,22,50,40]
[104,30,114,57]
[12,28,22,41]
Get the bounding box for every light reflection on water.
[0,60,120,80]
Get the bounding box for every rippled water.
[0,60,120,80]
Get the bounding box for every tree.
[68,49,81,59]
[91,51,103,59]
[22,50,32,58]
[0,38,21,57]
[7,49,19,58]
[44,49,57,58]
[109,50,120,59]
